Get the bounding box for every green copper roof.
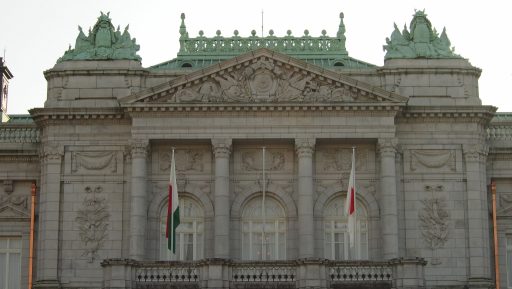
[5,114,34,124]
[150,13,376,71]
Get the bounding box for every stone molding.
[295,138,315,158]
[398,106,496,125]
[211,139,232,159]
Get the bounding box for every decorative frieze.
[75,186,110,263]
[411,150,456,172]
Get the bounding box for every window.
[0,237,21,289]
[324,196,368,260]
[507,236,512,288]
[242,195,286,260]
[160,197,204,261]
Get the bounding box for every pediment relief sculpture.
[126,49,406,105]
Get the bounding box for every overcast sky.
[1,0,511,114]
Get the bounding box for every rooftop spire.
[336,12,347,53]
[179,13,188,39]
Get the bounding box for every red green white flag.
[345,147,356,248]
[166,149,180,253]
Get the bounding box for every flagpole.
[261,147,266,260]
[171,147,175,257]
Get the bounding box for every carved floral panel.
[235,148,293,174]
[316,146,373,173]
[158,148,211,173]
[75,186,110,263]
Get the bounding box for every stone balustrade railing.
[102,258,426,289]
[0,126,40,143]
[328,260,392,282]
[179,33,347,56]
[231,260,296,283]
[135,261,200,284]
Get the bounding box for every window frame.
[0,236,22,289]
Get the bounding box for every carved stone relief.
[237,149,292,173]
[410,150,456,172]
[319,148,369,172]
[419,196,450,265]
[0,180,28,218]
[71,152,117,173]
[160,149,206,173]
[163,59,375,103]
[75,186,110,263]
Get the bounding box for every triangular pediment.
[122,48,407,105]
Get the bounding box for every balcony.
[102,258,425,289]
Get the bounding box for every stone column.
[378,138,399,260]
[212,139,232,259]
[295,138,315,259]
[34,143,63,289]
[129,140,149,260]
[463,144,492,286]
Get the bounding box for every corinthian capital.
[377,138,398,157]
[463,143,489,162]
[130,139,149,158]
[40,142,64,162]
[295,138,315,158]
[212,139,232,158]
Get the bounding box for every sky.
[1,0,511,114]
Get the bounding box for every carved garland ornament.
[75,186,110,263]
[411,150,455,171]
[72,152,117,173]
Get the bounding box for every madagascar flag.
[166,150,180,253]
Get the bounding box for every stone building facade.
[1,10,511,289]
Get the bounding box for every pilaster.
[295,138,315,259]
[212,139,232,259]
[463,143,492,286]
[378,138,399,260]
[34,143,63,289]
[129,139,149,260]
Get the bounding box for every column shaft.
[212,139,232,258]
[129,140,148,260]
[296,139,315,259]
[378,139,399,260]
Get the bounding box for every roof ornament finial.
[179,13,188,40]
[336,12,347,53]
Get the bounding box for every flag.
[345,147,356,248]
[166,149,180,253]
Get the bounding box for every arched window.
[241,195,286,260]
[160,197,204,260]
[324,195,368,260]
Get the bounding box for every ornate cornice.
[29,107,126,127]
[398,106,496,124]
[125,103,404,116]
